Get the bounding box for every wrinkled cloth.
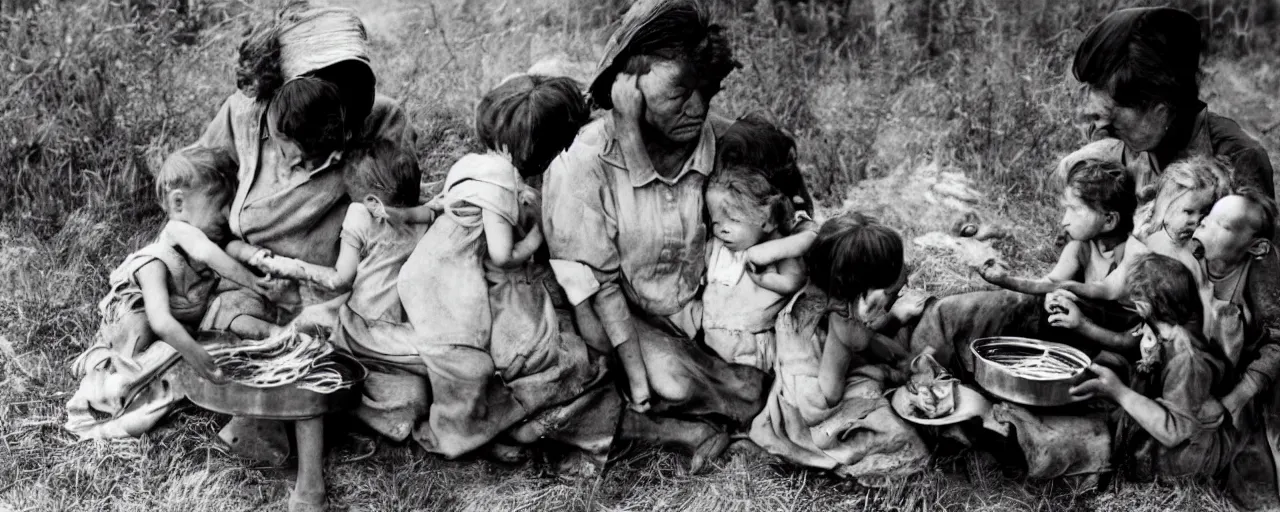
[1115,325,1233,480]
[700,238,786,370]
[986,402,1113,479]
[66,227,218,439]
[750,288,929,481]
[342,203,428,322]
[543,114,766,430]
[275,7,370,81]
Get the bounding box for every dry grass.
[2,0,1279,510]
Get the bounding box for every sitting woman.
[749,212,928,484]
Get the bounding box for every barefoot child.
[1069,253,1232,481]
[65,147,287,439]
[749,212,928,483]
[394,74,605,460]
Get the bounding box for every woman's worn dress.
[65,222,220,439]
[543,115,768,430]
[748,287,928,483]
[386,153,608,458]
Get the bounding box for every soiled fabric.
[986,403,1113,479]
[543,115,766,430]
[341,203,428,322]
[385,153,609,458]
[1116,325,1233,480]
[193,91,416,330]
[65,224,219,439]
[749,288,928,482]
[700,237,786,370]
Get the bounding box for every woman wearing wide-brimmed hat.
[185,4,416,509]
[542,0,776,472]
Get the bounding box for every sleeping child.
[748,211,928,485]
[65,147,289,439]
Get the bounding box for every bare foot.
[689,428,730,475]
[481,442,529,464]
[555,450,603,482]
[288,486,326,512]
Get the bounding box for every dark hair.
[344,140,421,208]
[268,77,346,156]
[591,2,739,110]
[475,74,589,178]
[1066,159,1137,236]
[1072,7,1202,111]
[1232,186,1278,241]
[156,147,237,209]
[708,164,795,236]
[806,211,904,304]
[718,114,813,215]
[1126,253,1203,327]
[236,21,283,101]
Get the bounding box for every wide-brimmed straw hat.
[588,0,709,110]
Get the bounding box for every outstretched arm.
[980,241,1083,295]
[136,260,226,383]
[164,221,279,298]
[819,314,872,407]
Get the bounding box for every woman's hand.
[1068,364,1124,400]
[611,72,645,132]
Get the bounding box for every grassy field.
[2,0,1279,510]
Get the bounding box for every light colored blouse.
[543,116,722,343]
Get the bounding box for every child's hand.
[611,72,645,131]
[179,343,227,384]
[977,258,1009,284]
[248,249,274,270]
[1221,390,1247,428]
[1046,294,1083,330]
[256,275,296,306]
[890,289,929,323]
[291,304,337,334]
[1068,364,1123,400]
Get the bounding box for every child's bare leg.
[289,417,326,512]
[229,316,281,340]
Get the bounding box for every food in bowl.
[905,353,959,419]
[970,337,1091,407]
[976,340,1087,380]
[206,327,356,394]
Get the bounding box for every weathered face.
[1161,189,1215,244]
[636,60,716,144]
[706,187,769,252]
[266,112,307,170]
[1080,87,1170,152]
[1060,186,1113,241]
[1193,195,1266,264]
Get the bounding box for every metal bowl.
[970,337,1090,407]
[177,352,367,420]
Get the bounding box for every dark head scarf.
[588,0,731,110]
[1072,7,1202,109]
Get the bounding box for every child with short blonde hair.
[65,147,287,439]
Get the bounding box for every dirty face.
[1192,195,1265,264]
[1060,185,1113,241]
[1161,189,1215,244]
[706,187,770,252]
[169,186,233,242]
[636,60,716,145]
[1080,87,1170,152]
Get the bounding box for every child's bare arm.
[136,260,226,383]
[165,221,278,297]
[225,240,269,264]
[748,256,805,295]
[254,246,358,293]
[819,314,872,407]
[1046,293,1139,354]
[482,210,538,268]
[385,203,441,225]
[1057,243,1140,301]
[980,241,1082,295]
[746,228,817,268]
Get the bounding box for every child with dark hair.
[266,76,346,172]
[65,147,288,439]
[717,113,813,216]
[388,74,604,461]
[748,211,928,482]
[1069,253,1232,481]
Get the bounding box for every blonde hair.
[1138,155,1232,237]
[156,147,237,211]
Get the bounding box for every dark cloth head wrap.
[1072,7,1202,108]
[589,0,720,110]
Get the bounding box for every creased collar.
[599,119,716,187]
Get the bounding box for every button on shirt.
[542,117,715,327]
